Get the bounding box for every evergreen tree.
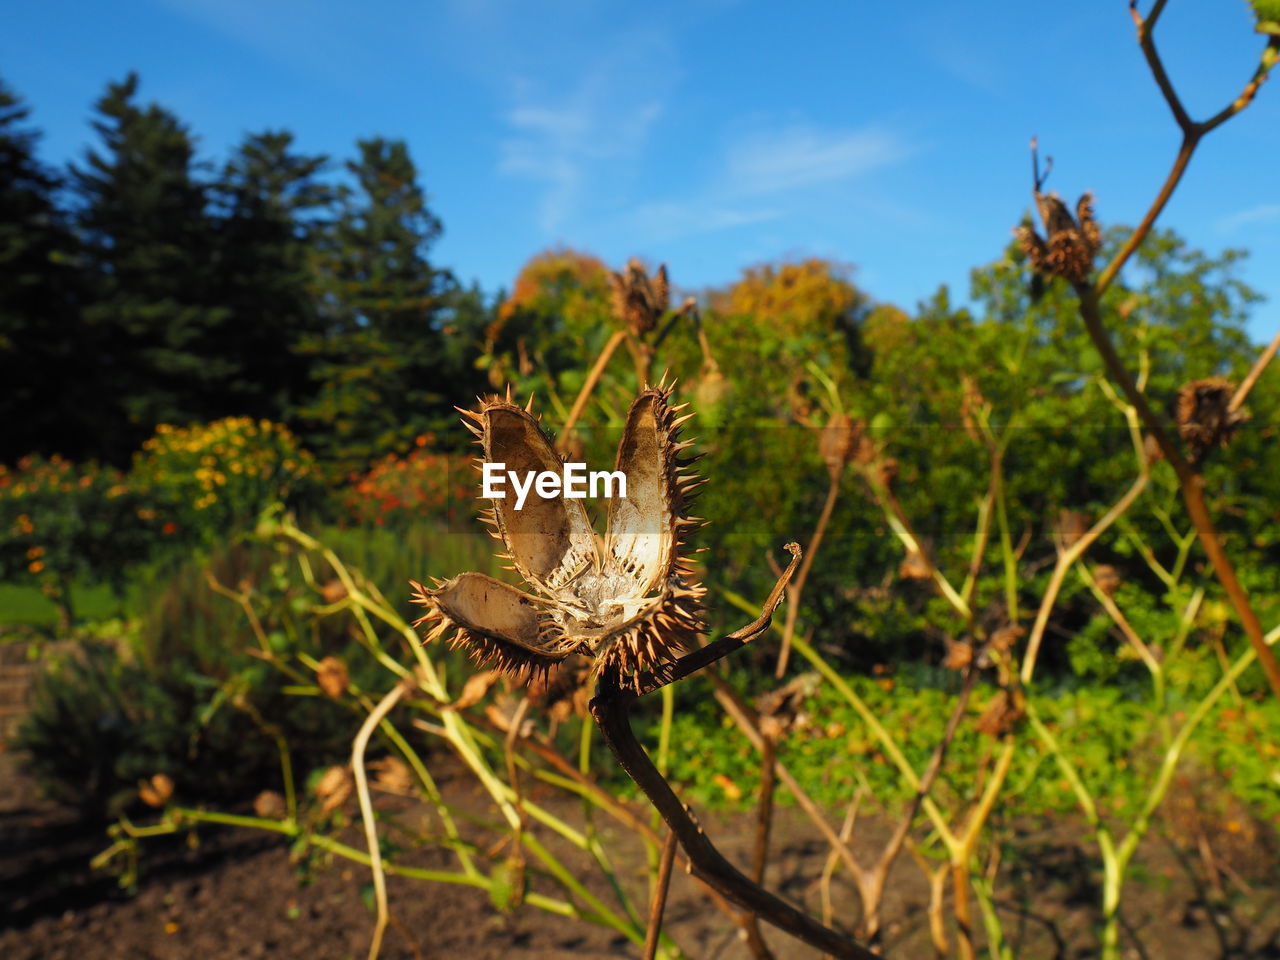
[0,80,88,461]
[213,130,331,421]
[71,73,230,460]
[298,137,464,473]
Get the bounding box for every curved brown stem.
[1074,285,1280,702]
[590,546,877,959]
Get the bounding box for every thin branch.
[353,682,410,960]
[1199,37,1280,135]
[642,831,679,960]
[777,474,841,676]
[636,543,802,697]
[1132,0,1192,133]
[558,328,628,451]
[1230,328,1280,413]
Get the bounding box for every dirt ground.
[2,750,1278,960]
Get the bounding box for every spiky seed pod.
[609,258,670,336]
[1176,377,1248,465]
[411,380,706,692]
[1015,190,1102,285]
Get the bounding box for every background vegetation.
[2,34,1279,959]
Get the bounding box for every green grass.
[0,581,129,628]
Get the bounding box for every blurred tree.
[71,73,232,461]
[0,80,90,462]
[296,137,467,474]
[485,247,614,392]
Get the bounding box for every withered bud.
[609,258,669,336]
[959,376,987,445]
[253,790,287,819]
[876,457,900,488]
[1176,378,1248,465]
[315,656,349,699]
[314,765,353,814]
[755,673,821,734]
[898,549,932,581]
[987,624,1025,658]
[527,656,593,723]
[943,637,974,671]
[1015,190,1101,285]
[445,669,502,711]
[320,579,347,605]
[818,413,862,480]
[138,773,174,808]
[975,691,1025,738]
[372,757,414,794]
[1143,433,1164,464]
[485,697,536,738]
[1093,564,1122,598]
[1055,510,1090,548]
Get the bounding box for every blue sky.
[7,0,1279,343]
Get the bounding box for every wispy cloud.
[725,125,911,196]
[629,122,915,243]
[1217,203,1280,233]
[499,89,663,233]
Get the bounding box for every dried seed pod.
[314,765,353,814]
[1055,510,1089,548]
[253,790,287,819]
[609,258,670,336]
[818,413,861,480]
[1176,377,1248,465]
[139,773,174,808]
[372,757,413,793]
[942,637,974,671]
[1093,564,1122,598]
[315,656,349,699]
[898,550,932,581]
[412,380,706,691]
[1015,190,1102,285]
[976,691,1025,738]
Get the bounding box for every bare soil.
[2,750,1278,959]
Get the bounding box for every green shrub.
[131,417,326,554]
[14,540,380,820]
[0,456,152,626]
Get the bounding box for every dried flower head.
[1176,377,1248,465]
[315,656,349,699]
[411,380,706,692]
[609,258,670,336]
[253,790,287,819]
[818,413,862,480]
[1015,190,1102,285]
[976,690,1025,738]
[314,764,353,814]
[138,773,174,808]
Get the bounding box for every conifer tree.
[0,81,88,461]
[214,130,331,421]
[298,137,461,473]
[71,73,230,458]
